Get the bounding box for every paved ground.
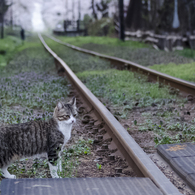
[1,177,163,195]
[157,143,195,191]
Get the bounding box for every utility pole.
[77,0,80,31]
[119,0,125,41]
[0,0,4,39]
[64,0,68,33]
[10,0,13,29]
[66,0,68,20]
[72,0,75,20]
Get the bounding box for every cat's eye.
[66,115,70,119]
[73,114,77,117]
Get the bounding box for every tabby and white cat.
[0,97,77,179]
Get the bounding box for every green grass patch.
[149,62,195,82]
[176,48,195,59]
[0,37,69,125]
[0,35,22,67]
[56,35,149,49]
[59,139,93,178]
[138,112,195,145]
[53,36,192,67]
[44,37,111,73]
[0,36,94,179]
[77,69,177,107]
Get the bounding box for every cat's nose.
[72,120,74,123]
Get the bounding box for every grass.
[0,35,96,179]
[52,35,195,85]
[44,37,178,108]
[7,139,93,179]
[137,110,195,145]
[44,35,195,146]
[53,35,192,67]
[56,35,149,49]
[0,33,193,180]
[77,69,195,145]
[0,37,69,125]
[77,69,177,107]
[59,139,93,178]
[176,48,195,59]
[44,37,111,73]
[0,35,22,67]
[149,62,195,83]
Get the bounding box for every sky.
[5,0,130,32]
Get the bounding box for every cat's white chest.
[58,121,72,145]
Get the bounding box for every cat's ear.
[57,101,63,110]
[70,96,76,107]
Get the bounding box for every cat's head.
[54,97,77,125]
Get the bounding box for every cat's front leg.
[58,157,62,172]
[1,166,16,179]
[48,162,60,178]
[48,147,62,178]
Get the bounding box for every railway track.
[35,34,183,195]
[45,34,195,97]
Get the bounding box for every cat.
[0,97,77,179]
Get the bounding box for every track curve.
[45,34,195,97]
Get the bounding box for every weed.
[44,37,111,73]
[0,38,70,125]
[167,122,183,131]
[96,163,102,170]
[154,136,172,145]
[0,37,72,180]
[59,139,93,178]
[77,69,178,109]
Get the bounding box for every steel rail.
[38,33,181,195]
[45,34,195,97]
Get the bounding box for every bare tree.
[90,0,97,20]
[96,0,111,18]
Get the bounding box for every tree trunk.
[0,0,4,39]
[91,0,97,20]
[119,0,125,41]
[158,0,174,32]
[1,14,4,39]
[125,0,142,30]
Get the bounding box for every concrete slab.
[157,143,195,191]
[1,177,163,195]
[157,143,195,163]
